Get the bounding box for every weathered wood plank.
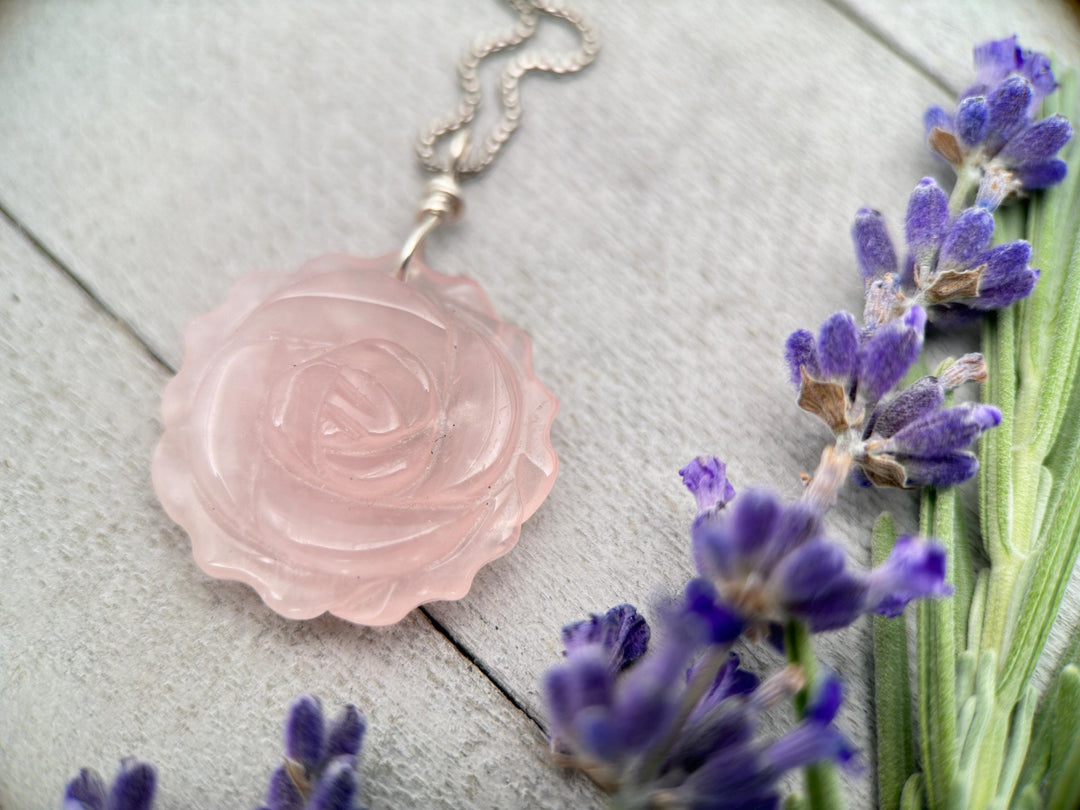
[835,0,1080,92]
[5,1,1075,807]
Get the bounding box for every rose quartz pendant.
[152,253,558,625]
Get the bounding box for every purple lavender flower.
[965,35,1056,107]
[679,456,737,516]
[785,306,926,432]
[686,482,951,633]
[562,603,650,673]
[923,36,1071,209]
[545,606,673,783]
[545,604,711,775]
[543,606,852,805]
[850,179,1040,323]
[662,676,856,809]
[259,696,367,810]
[853,357,1000,488]
[63,760,157,810]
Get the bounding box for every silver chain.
[415,0,601,177]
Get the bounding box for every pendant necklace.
[152,1,600,626]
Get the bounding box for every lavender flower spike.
[261,696,367,810]
[855,369,1001,488]
[786,307,925,433]
[543,605,851,805]
[64,760,157,810]
[686,477,950,633]
[669,674,856,809]
[858,178,1040,321]
[924,36,1071,209]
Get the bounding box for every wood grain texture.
[835,0,1080,93]
[1,1,1078,807]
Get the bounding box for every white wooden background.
[2,2,1080,808]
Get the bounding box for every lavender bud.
[325,705,366,761]
[857,306,926,404]
[939,208,995,269]
[784,329,819,387]
[955,96,990,145]
[574,706,621,760]
[852,208,898,280]
[867,535,953,617]
[773,540,868,632]
[904,178,949,264]
[869,377,945,438]
[265,766,304,810]
[1015,159,1068,189]
[64,769,108,810]
[817,312,860,380]
[972,242,1038,310]
[561,604,651,672]
[884,402,1002,456]
[902,452,981,487]
[307,758,358,810]
[105,760,156,810]
[987,75,1034,143]
[999,114,1074,165]
[285,695,326,771]
[679,457,737,516]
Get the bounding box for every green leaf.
[996,447,1080,700]
[1044,666,1080,802]
[951,497,976,654]
[1011,784,1044,810]
[953,649,996,807]
[966,572,989,656]
[872,513,915,810]
[1018,66,1080,393]
[1046,734,1080,810]
[899,774,925,810]
[979,303,1019,567]
[995,686,1038,806]
[917,488,958,808]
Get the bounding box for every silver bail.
[396,129,470,280]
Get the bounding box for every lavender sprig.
[63,760,156,810]
[61,697,367,810]
[543,33,1078,810]
[543,605,854,809]
[924,35,1072,210]
[261,696,367,810]
[684,466,951,635]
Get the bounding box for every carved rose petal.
[153,253,558,625]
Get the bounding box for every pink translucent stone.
[152,253,558,625]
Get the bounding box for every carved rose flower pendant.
[152,253,558,625]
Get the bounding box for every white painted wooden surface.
[1,2,1078,808]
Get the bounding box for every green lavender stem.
[916,487,958,809]
[871,513,914,810]
[784,620,843,810]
